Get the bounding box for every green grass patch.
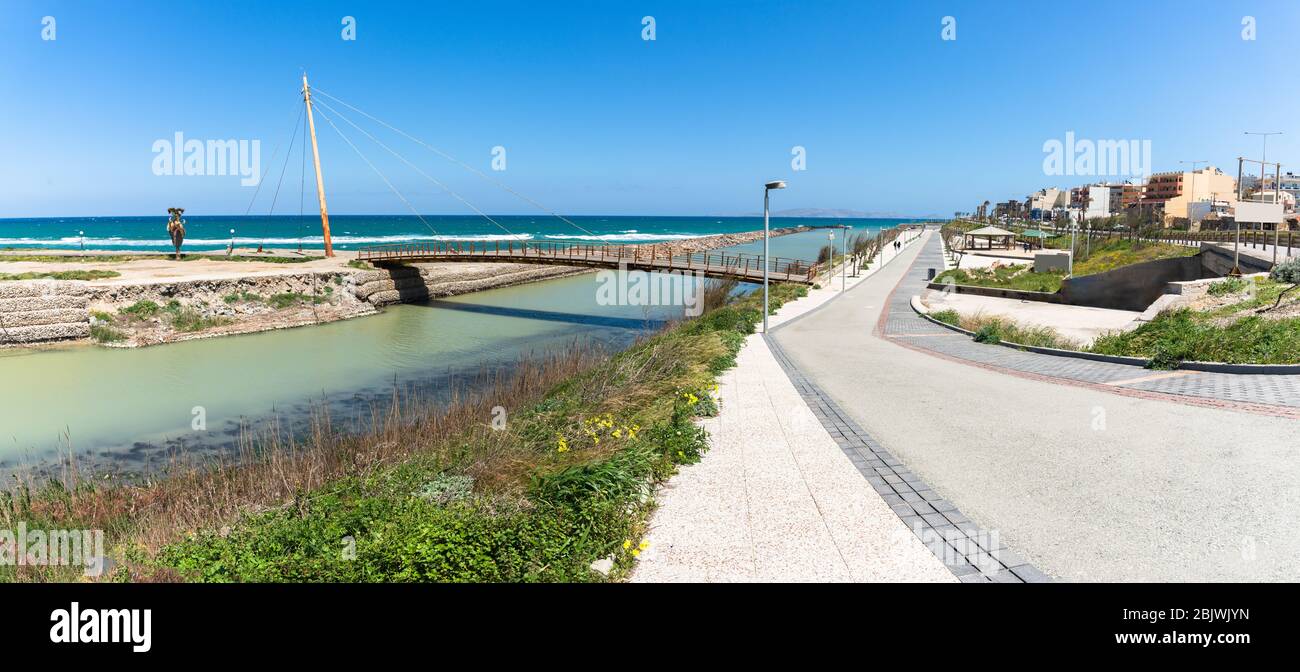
[1090,308,1300,367]
[934,265,1064,293]
[267,292,326,309]
[0,253,315,264]
[0,270,119,281]
[1071,239,1197,276]
[90,324,126,343]
[223,291,264,304]
[119,300,162,319]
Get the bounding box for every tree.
[166,207,186,260]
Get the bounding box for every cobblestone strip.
[880,235,1300,416]
[763,333,1050,583]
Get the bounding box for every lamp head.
[765,180,786,190]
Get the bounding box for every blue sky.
[1,0,1296,217]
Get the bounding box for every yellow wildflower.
[623,540,632,550]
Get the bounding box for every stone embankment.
[1,225,824,346]
[0,281,91,345]
[355,263,585,306]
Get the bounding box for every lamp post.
[762,180,786,333]
[78,230,85,254]
[840,225,848,290]
[229,228,236,256]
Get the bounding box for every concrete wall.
[1059,255,1208,311]
[0,281,90,345]
[1198,242,1275,276]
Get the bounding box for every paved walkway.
[632,232,957,583]
[773,230,1300,581]
[886,235,1300,414]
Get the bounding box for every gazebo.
[1018,228,1051,250]
[962,226,1016,250]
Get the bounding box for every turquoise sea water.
[0,214,914,257]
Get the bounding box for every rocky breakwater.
[85,271,376,347]
[0,281,91,345]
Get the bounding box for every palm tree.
[166,207,186,260]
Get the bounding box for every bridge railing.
[357,240,823,282]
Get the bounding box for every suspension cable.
[311,87,599,238]
[244,98,304,218]
[312,97,519,240]
[260,104,305,249]
[312,105,440,236]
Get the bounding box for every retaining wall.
[0,281,91,345]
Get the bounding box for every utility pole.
[1180,160,1207,231]
[303,74,335,257]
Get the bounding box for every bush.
[90,324,125,343]
[1270,258,1300,284]
[973,323,1002,344]
[929,309,961,326]
[119,300,161,319]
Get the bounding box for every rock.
[589,556,615,576]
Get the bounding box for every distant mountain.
[735,207,940,219]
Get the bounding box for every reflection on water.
[0,224,892,476]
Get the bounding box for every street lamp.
[229,228,236,255]
[762,180,786,333]
[78,230,85,253]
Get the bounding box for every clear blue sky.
[1,0,1296,217]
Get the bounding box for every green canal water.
[0,227,881,475]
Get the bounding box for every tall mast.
[302,73,334,257]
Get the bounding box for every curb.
[909,295,1300,375]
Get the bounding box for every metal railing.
[357,240,823,282]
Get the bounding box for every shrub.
[119,300,161,319]
[973,323,1002,344]
[929,309,961,326]
[1270,258,1300,284]
[90,324,125,343]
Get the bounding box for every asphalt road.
[773,231,1300,581]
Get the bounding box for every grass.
[0,270,120,281]
[347,259,372,270]
[1071,239,1197,276]
[89,324,126,343]
[267,292,326,309]
[223,291,264,304]
[0,253,316,264]
[936,311,1079,350]
[2,279,807,583]
[1088,277,1300,367]
[934,265,1064,293]
[111,299,231,334]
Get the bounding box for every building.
[994,199,1024,219]
[1027,187,1069,221]
[1257,172,1300,207]
[1133,166,1237,228]
[1071,183,1130,220]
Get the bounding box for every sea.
[0,214,921,259]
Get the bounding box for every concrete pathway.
[632,232,955,583]
[773,230,1300,581]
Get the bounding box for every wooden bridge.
[357,241,824,284]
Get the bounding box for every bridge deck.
[357,241,823,284]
